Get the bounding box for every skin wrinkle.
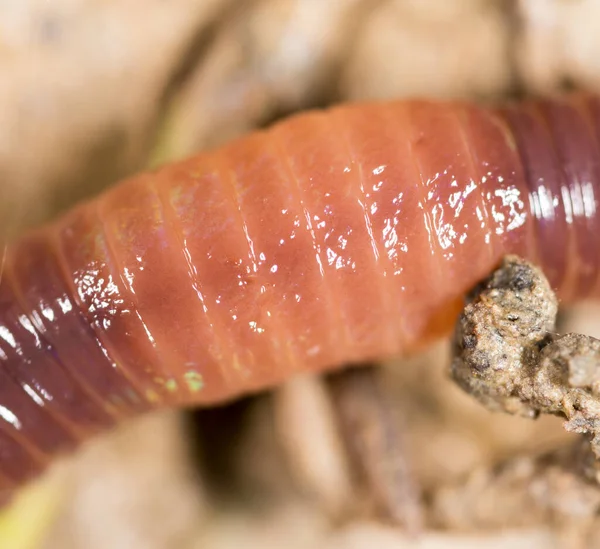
[486,107,538,265]
[231,138,298,379]
[29,233,125,421]
[257,138,310,374]
[203,152,267,388]
[366,103,430,347]
[0,398,48,471]
[83,199,161,408]
[529,103,576,295]
[0,425,45,486]
[1,261,86,443]
[0,341,50,464]
[498,103,567,294]
[15,225,140,438]
[367,102,432,345]
[271,120,348,360]
[331,107,395,353]
[6,239,121,434]
[576,97,600,297]
[150,177,231,395]
[0,244,6,288]
[216,148,288,388]
[580,100,600,294]
[404,103,445,297]
[97,177,227,404]
[539,100,600,296]
[194,152,257,391]
[453,105,495,264]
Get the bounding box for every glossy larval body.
[0,93,599,494]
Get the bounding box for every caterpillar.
[0,92,599,497]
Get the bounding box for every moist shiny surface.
[1,93,600,494]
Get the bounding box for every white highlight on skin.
[0,405,21,430]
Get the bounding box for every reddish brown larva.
[1,93,599,494]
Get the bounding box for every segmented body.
[0,93,599,494]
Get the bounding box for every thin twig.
[327,366,424,533]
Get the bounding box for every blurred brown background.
[2,1,600,548]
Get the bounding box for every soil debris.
[452,254,600,464]
[326,366,423,532]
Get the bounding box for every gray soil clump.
[452,255,600,470]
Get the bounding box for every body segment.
[1,93,599,493]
